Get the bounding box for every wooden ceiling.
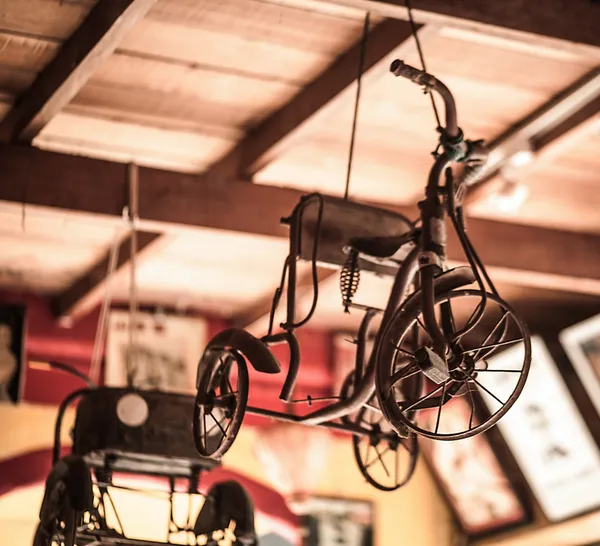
[0,0,598,335]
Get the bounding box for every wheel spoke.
[375,445,390,477]
[472,312,509,360]
[365,446,391,469]
[476,368,521,373]
[434,382,446,434]
[202,410,207,449]
[365,443,373,468]
[401,381,448,413]
[462,300,483,334]
[213,391,238,400]
[464,338,523,355]
[395,346,415,358]
[209,412,227,437]
[389,363,421,392]
[473,378,505,407]
[465,383,476,430]
[416,317,428,335]
[395,447,399,486]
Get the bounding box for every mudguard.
[194,480,257,545]
[39,454,93,520]
[399,266,475,320]
[204,328,281,374]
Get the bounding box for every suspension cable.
[126,163,139,387]
[405,0,442,130]
[344,11,370,200]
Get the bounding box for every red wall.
[0,292,334,411]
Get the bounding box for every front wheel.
[193,348,249,460]
[376,289,531,441]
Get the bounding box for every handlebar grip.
[390,59,433,86]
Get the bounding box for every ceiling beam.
[51,230,162,325]
[464,67,600,206]
[2,144,600,295]
[205,18,421,179]
[0,0,156,143]
[311,0,600,51]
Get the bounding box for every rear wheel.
[352,405,418,491]
[193,348,249,460]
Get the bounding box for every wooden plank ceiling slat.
[0,0,158,143]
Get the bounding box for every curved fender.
[204,328,281,374]
[40,454,93,520]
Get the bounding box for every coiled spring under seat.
[340,249,360,313]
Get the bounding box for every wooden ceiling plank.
[203,18,420,179]
[305,0,600,51]
[51,231,162,324]
[0,0,157,143]
[1,144,600,295]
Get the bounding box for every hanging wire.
[405,0,442,130]
[126,162,140,387]
[89,225,123,384]
[344,11,370,200]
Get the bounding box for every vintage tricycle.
[192,60,531,491]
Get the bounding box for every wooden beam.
[51,230,162,324]
[308,0,600,50]
[532,94,600,151]
[464,67,600,206]
[232,267,337,334]
[2,144,600,295]
[205,18,420,179]
[0,0,156,143]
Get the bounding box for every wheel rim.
[194,349,248,459]
[352,405,418,491]
[377,289,531,441]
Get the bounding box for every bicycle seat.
[349,233,416,261]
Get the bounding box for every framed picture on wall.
[559,313,600,417]
[0,304,26,404]
[480,336,600,521]
[420,397,529,536]
[105,310,206,394]
[300,497,373,546]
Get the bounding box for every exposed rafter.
[0,0,156,143]
[465,67,600,206]
[204,18,421,179]
[51,231,162,324]
[2,144,600,297]
[309,0,600,51]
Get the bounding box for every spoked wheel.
[376,289,531,440]
[193,348,249,460]
[352,405,418,491]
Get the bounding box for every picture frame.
[300,496,374,546]
[559,313,600,418]
[480,336,600,521]
[420,396,529,537]
[0,303,26,404]
[105,310,206,395]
